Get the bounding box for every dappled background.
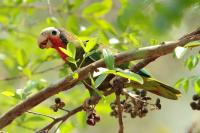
[0,0,200,132]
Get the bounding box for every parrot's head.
[38,27,70,61]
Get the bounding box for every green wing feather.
[131,77,181,100]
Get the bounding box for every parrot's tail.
[131,78,181,100]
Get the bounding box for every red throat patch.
[48,36,67,61]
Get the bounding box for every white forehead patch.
[40,27,60,35]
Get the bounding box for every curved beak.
[37,33,52,49]
[38,33,48,49]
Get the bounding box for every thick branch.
[0,28,199,129]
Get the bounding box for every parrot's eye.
[51,30,57,35]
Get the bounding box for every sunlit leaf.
[185,55,199,70]
[129,34,139,47]
[26,116,45,122]
[194,79,200,95]
[76,112,87,128]
[60,121,74,133]
[67,42,76,58]
[183,79,189,92]
[82,0,112,17]
[16,49,27,67]
[85,38,97,53]
[72,72,79,79]
[103,49,115,70]
[184,41,200,48]
[46,17,60,25]
[104,69,143,84]
[1,91,15,97]
[66,15,79,34]
[94,74,108,89]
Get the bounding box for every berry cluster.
[83,98,101,126]
[110,90,161,118]
[86,111,100,126]
[190,94,200,110]
[50,98,65,112]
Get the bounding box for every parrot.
[37,27,181,100]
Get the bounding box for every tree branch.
[36,106,83,133]
[0,28,200,129]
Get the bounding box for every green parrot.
[37,27,181,100]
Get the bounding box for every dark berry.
[190,102,197,110]
[58,102,65,108]
[110,111,118,117]
[88,114,94,119]
[142,108,148,114]
[140,90,147,97]
[142,97,151,101]
[156,103,161,109]
[124,103,131,109]
[110,103,116,110]
[135,90,140,95]
[155,98,160,105]
[193,94,200,101]
[120,100,126,104]
[87,119,96,126]
[130,111,137,118]
[196,105,200,110]
[55,98,61,104]
[53,108,58,112]
[94,115,100,122]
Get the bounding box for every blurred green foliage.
[0,0,200,132]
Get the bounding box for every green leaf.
[85,38,97,53]
[183,79,189,92]
[194,79,200,95]
[67,42,76,58]
[104,69,143,84]
[67,57,77,66]
[150,39,158,45]
[22,67,32,78]
[82,0,112,17]
[72,72,79,79]
[26,116,45,122]
[16,49,27,67]
[103,49,115,70]
[185,55,199,70]
[66,15,79,34]
[184,41,200,48]
[23,80,39,93]
[76,112,87,128]
[129,33,139,47]
[89,74,106,99]
[174,46,187,59]
[175,78,185,89]
[59,43,76,59]
[1,91,15,97]
[94,74,108,89]
[46,17,60,25]
[60,121,74,133]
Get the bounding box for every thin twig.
[26,111,55,120]
[58,108,70,113]
[116,94,124,133]
[122,89,156,107]
[37,106,83,132]
[0,64,63,81]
